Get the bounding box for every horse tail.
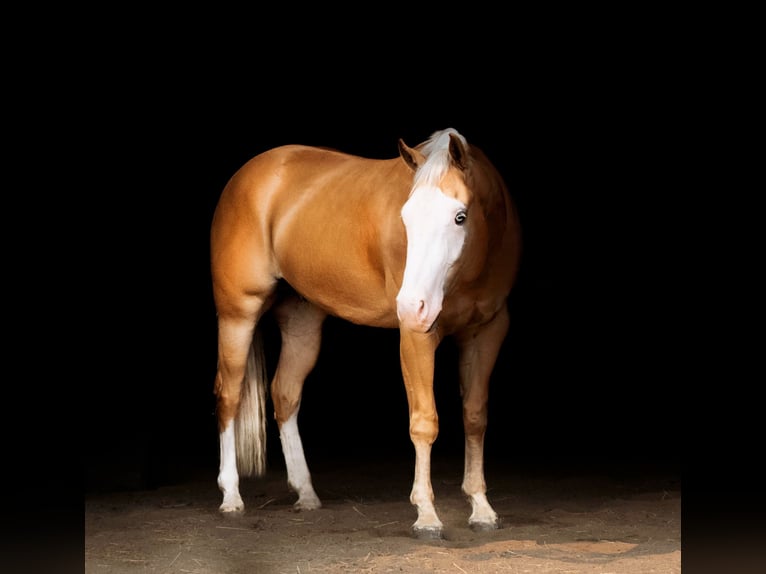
[235,327,268,477]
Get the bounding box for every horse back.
[211,145,412,326]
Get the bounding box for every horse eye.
[454,210,467,225]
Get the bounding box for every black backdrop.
[87,24,683,494]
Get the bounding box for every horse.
[210,127,521,538]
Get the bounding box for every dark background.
[85,17,684,495]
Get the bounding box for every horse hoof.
[293,500,322,511]
[469,520,498,532]
[412,526,443,540]
[219,498,245,515]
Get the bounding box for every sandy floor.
[85,457,681,573]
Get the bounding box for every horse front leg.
[399,327,442,539]
[455,305,510,531]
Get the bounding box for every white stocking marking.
[218,421,244,512]
[279,412,321,510]
[410,442,443,531]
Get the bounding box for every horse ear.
[448,133,468,170]
[398,139,426,172]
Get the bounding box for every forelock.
[412,128,467,189]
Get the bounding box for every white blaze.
[397,185,467,332]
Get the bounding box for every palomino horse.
[211,128,521,538]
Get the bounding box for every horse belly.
[274,230,400,328]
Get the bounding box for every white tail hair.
[234,328,268,477]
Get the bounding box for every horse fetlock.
[411,495,442,536]
[467,494,498,529]
[288,478,322,511]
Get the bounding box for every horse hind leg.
[272,294,327,510]
[455,305,510,531]
[215,301,270,514]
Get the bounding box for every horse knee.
[462,409,487,436]
[410,413,439,444]
[215,374,242,427]
[271,383,301,424]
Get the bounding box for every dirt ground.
[85,457,681,573]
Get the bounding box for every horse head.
[396,128,484,333]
